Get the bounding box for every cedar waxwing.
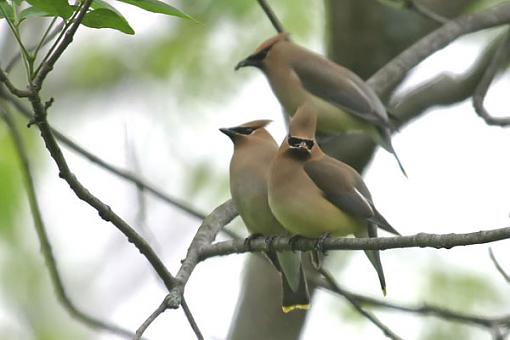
[220,119,310,313]
[236,33,406,176]
[268,105,400,294]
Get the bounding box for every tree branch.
[256,0,285,33]
[0,108,137,339]
[166,200,237,308]
[390,35,498,123]
[313,275,510,330]
[0,68,31,97]
[134,298,168,340]
[489,248,510,284]
[406,0,449,25]
[33,0,93,90]
[199,227,510,258]
[319,268,403,340]
[5,21,65,73]
[368,2,510,97]
[472,27,510,127]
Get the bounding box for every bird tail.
[357,224,386,295]
[378,128,407,177]
[368,208,401,236]
[274,251,310,313]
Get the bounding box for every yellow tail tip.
[382,287,387,297]
[282,304,310,314]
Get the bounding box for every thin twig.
[33,0,93,90]
[0,68,31,97]
[313,275,510,330]
[0,107,137,339]
[0,88,206,220]
[489,248,510,283]
[256,0,285,33]
[134,298,169,340]
[406,1,449,25]
[472,27,510,127]
[319,268,403,340]
[181,298,204,340]
[5,21,65,73]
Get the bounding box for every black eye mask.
[288,136,314,149]
[232,127,255,135]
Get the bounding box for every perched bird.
[236,33,406,176]
[268,105,399,294]
[220,119,310,312]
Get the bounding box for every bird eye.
[253,46,271,61]
[288,136,314,149]
[232,127,255,135]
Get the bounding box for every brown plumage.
[268,105,399,294]
[236,33,406,176]
[220,119,309,312]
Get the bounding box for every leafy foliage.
[0,0,190,34]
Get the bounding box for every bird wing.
[303,157,374,218]
[304,157,400,235]
[293,55,391,129]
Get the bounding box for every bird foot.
[310,251,323,270]
[288,235,305,251]
[244,233,264,251]
[264,235,278,253]
[314,233,331,255]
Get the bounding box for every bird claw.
[244,233,263,251]
[310,251,323,270]
[314,233,331,255]
[264,235,278,253]
[288,235,304,251]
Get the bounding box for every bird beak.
[219,127,236,139]
[235,56,257,70]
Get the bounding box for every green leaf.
[114,0,191,19]
[19,6,54,20]
[82,8,135,35]
[25,0,74,19]
[92,0,123,16]
[0,1,14,21]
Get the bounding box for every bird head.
[235,33,290,70]
[219,119,273,144]
[286,104,317,156]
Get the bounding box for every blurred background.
[1,0,510,339]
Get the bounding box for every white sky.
[1,3,510,340]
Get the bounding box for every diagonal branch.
[167,200,237,308]
[489,248,510,284]
[0,88,206,220]
[33,0,93,90]
[405,0,449,24]
[313,275,510,330]
[0,68,31,97]
[256,0,285,33]
[390,35,498,123]
[368,2,510,97]
[319,268,403,340]
[472,27,510,127]
[0,107,137,339]
[5,21,65,73]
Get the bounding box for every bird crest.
[254,32,290,54]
